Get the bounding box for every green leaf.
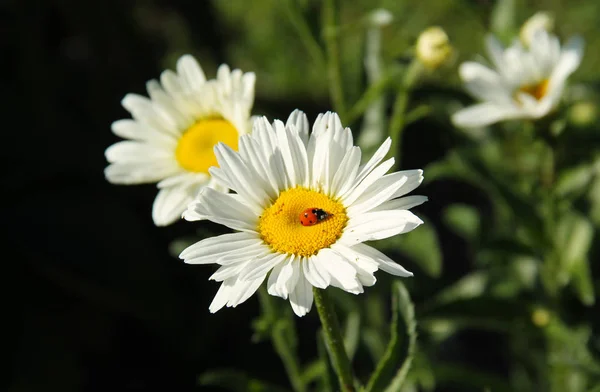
[198,369,290,392]
[554,164,594,199]
[551,211,595,305]
[442,204,480,240]
[376,219,442,278]
[571,256,595,306]
[419,297,533,332]
[427,272,488,307]
[490,0,517,43]
[343,311,360,360]
[316,330,336,392]
[364,281,417,392]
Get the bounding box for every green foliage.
[365,281,417,392]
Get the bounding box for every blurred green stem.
[313,288,356,392]
[357,23,388,153]
[387,60,423,168]
[346,67,401,125]
[282,0,325,66]
[322,0,347,121]
[258,287,306,392]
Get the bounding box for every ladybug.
[300,208,330,226]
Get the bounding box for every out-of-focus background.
[4,0,600,391]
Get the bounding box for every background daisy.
[452,28,583,128]
[105,55,255,226]
[180,110,426,317]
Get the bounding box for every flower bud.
[520,12,554,47]
[416,26,453,69]
[368,8,393,27]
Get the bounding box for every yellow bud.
[569,101,597,127]
[520,12,554,47]
[416,26,453,69]
[531,308,551,327]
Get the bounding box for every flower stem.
[322,0,347,121]
[313,288,356,392]
[281,0,325,66]
[387,60,423,168]
[258,287,306,392]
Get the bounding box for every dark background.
[4,0,510,391]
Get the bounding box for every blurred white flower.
[180,111,426,317]
[520,12,554,47]
[452,30,584,128]
[416,26,453,69]
[105,55,255,226]
[368,8,393,27]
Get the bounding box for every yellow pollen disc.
[517,79,550,101]
[175,119,238,173]
[258,187,348,257]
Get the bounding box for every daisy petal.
[452,103,525,128]
[289,273,313,317]
[343,210,424,244]
[351,243,413,277]
[152,182,198,226]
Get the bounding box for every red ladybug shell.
[300,208,330,226]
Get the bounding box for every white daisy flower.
[452,29,584,128]
[105,55,255,226]
[179,110,427,317]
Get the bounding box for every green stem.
[258,287,306,392]
[313,288,356,392]
[322,0,347,121]
[387,61,423,168]
[281,0,325,66]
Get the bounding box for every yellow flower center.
[258,187,348,257]
[517,79,550,101]
[175,119,238,173]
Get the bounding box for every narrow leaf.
[365,281,417,392]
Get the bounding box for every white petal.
[342,210,424,244]
[122,94,180,137]
[459,62,511,103]
[342,158,395,205]
[485,34,505,70]
[214,143,270,208]
[289,273,313,317]
[226,275,266,308]
[389,169,424,199]
[176,55,206,91]
[217,243,270,266]
[267,262,285,298]
[179,232,259,264]
[183,187,258,231]
[286,109,309,146]
[548,35,584,90]
[238,253,287,282]
[347,171,410,215]
[331,243,378,287]
[275,256,300,300]
[105,141,172,163]
[351,243,413,277]
[209,279,233,313]
[210,262,249,282]
[275,120,309,187]
[152,183,198,226]
[302,256,331,289]
[111,119,177,145]
[104,161,181,185]
[354,137,391,186]
[330,147,361,197]
[316,249,362,293]
[451,102,526,128]
[373,195,428,212]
